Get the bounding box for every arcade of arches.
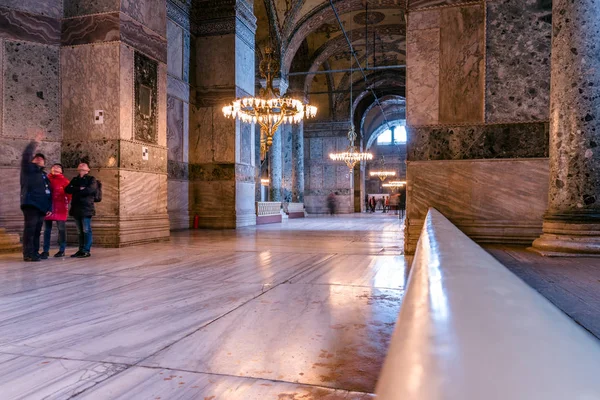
[1,0,600,398]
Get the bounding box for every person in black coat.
[65,162,97,258]
[20,133,52,262]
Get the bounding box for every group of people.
[21,133,98,262]
[367,194,404,215]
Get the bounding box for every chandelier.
[330,125,373,169]
[328,46,372,170]
[382,180,406,188]
[222,47,317,160]
[369,156,396,181]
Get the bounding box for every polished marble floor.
[0,214,406,399]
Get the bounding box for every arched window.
[377,126,407,145]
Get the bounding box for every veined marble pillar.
[532,0,600,255]
[281,124,293,202]
[189,0,256,228]
[268,127,282,202]
[61,0,170,247]
[291,121,305,203]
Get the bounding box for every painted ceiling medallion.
[222,47,317,160]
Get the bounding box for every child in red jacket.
[41,163,71,258]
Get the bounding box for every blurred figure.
[369,196,375,213]
[384,196,389,213]
[66,162,97,258]
[41,163,71,259]
[326,192,337,215]
[20,132,52,262]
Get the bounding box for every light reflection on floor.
[0,214,406,399]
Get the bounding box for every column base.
[531,219,600,257]
[0,228,21,254]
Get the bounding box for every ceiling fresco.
[255,0,406,122]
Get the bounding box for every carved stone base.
[0,228,21,253]
[531,219,600,256]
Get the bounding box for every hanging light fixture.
[382,180,406,188]
[329,36,372,170]
[222,47,317,160]
[369,156,396,181]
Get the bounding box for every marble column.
[60,0,170,247]
[291,121,305,203]
[268,127,282,202]
[189,0,257,228]
[532,0,600,255]
[281,124,293,202]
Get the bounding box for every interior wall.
[304,121,354,214]
[405,0,552,254]
[0,1,62,233]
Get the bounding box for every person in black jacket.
[65,162,97,258]
[21,133,52,262]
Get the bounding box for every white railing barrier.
[256,202,281,217]
[287,203,304,214]
[376,208,600,400]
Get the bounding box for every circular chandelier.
[369,156,396,181]
[222,47,317,160]
[328,48,372,171]
[330,125,373,170]
[382,180,406,188]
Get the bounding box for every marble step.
[0,228,21,253]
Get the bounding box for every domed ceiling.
[254,0,407,124]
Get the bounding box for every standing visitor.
[66,162,97,258]
[20,133,52,262]
[41,163,71,258]
[326,192,337,215]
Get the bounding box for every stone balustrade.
[256,202,282,225]
[376,208,600,400]
[287,202,305,219]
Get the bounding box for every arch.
[366,119,406,150]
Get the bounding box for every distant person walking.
[326,192,337,215]
[41,163,71,259]
[20,132,52,262]
[66,162,97,258]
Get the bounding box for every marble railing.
[376,208,600,399]
[256,202,281,217]
[287,203,304,214]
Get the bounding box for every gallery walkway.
[0,214,406,399]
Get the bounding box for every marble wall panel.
[336,166,352,189]
[61,12,119,46]
[62,43,120,141]
[240,123,252,165]
[439,4,484,124]
[3,41,60,139]
[120,12,167,64]
[157,62,167,148]
[61,140,119,169]
[134,51,158,144]
[236,181,256,227]
[167,95,184,162]
[195,35,235,90]
[407,9,441,30]
[167,179,190,230]
[409,0,479,10]
[309,165,323,189]
[182,30,190,83]
[121,0,167,37]
[323,165,336,189]
[212,113,236,163]
[406,26,439,126]
[0,7,60,45]
[0,138,61,167]
[303,138,310,160]
[0,38,3,136]
[167,20,183,79]
[309,138,323,159]
[189,180,237,228]
[119,170,168,216]
[167,159,188,180]
[234,35,255,96]
[0,167,22,230]
[120,140,168,174]
[64,0,119,18]
[323,138,336,159]
[2,0,62,18]
[304,165,310,190]
[408,122,549,160]
[486,0,552,123]
[188,163,235,182]
[167,74,189,102]
[189,105,213,164]
[405,158,549,251]
[120,43,134,141]
[182,102,189,163]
